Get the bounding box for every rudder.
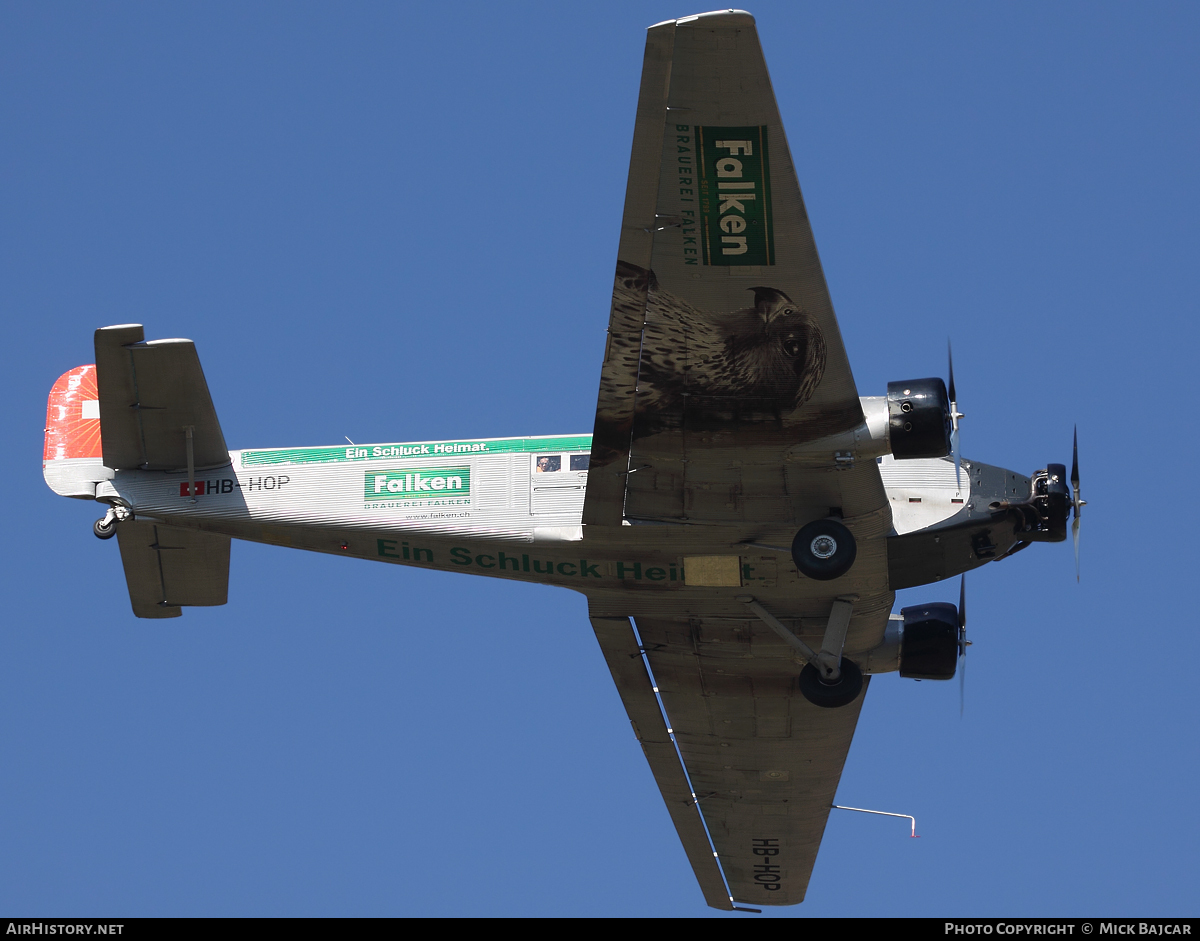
[43,364,112,499]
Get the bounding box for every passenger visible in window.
[536,455,561,473]
[570,454,590,471]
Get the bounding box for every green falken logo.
[365,467,471,506]
[697,125,775,266]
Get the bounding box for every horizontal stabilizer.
[116,521,230,619]
[95,325,229,471]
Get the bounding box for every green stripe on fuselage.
[241,435,593,467]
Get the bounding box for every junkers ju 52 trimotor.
[43,9,1082,911]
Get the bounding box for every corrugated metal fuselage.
[97,432,1029,664]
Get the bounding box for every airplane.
[41,9,1083,911]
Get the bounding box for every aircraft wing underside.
[580,11,893,908]
[583,10,883,529]
[590,610,868,908]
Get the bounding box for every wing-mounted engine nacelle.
[886,378,952,459]
[785,380,952,467]
[785,382,952,467]
[898,602,959,679]
[861,603,960,679]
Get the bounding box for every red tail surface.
[44,364,101,462]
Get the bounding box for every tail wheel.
[93,517,117,540]
[799,659,864,708]
[791,518,857,580]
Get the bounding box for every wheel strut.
[92,504,130,540]
[738,594,864,707]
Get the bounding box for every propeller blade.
[959,651,966,718]
[1073,515,1081,582]
[947,340,957,407]
[948,340,962,488]
[951,428,961,489]
[958,574,967,717]
[1070,426,1084,581]
[959,574,966,630]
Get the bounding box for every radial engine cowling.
[898,602,959,680]
[1036,463,1071,542]
[887,378,952,459]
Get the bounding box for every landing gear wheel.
[93,517,117,540]
[798,659,864,708]
[791,519,857,580]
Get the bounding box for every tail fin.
[48,329,233,618]
[43,364,112,498]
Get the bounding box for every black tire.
[791,518,857,580]
[798,659,864,708]
[93,517,117,540]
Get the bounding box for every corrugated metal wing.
[635,613,868,906]
[588,613,734,911]
[579,11,891,909]
[582,11,883,532]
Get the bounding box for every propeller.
[958,574,969,717]
[1071,425,1086,581]
[948,341,964,489]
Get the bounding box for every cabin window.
[530,452,589,515]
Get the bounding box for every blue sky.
[3,1,1198,917]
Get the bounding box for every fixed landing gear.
[739,594,864,708]
[92,504,131,540]
[791,518,857,580]
[799,658,864,709]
